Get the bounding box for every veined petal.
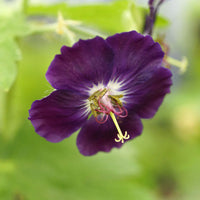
[106,31,172,118]
[29,90,88,142]
[124,67,172,118]
[77,113,143,156]
[106,31,164,82]
[46,37,114,93]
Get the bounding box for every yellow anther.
[108,94,123,106]
[88,88,108,101]
[110,112,130,143]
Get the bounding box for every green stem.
[0,80,18,141]
[31,24,56,34]
[23,0,29,15]
[63,28,76,46]
[0,90,6,137]
[70,25,105,38]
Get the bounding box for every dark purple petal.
[106,31,172,118]
[106,31,164,83]
[29,90,88,142]
[46,37,114,93]
[77,113,143,156]
[124,67,172,118]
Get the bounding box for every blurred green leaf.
[0,39,19,92]
[123,2,145,32]
[27,0,145,34]
[0,14,31,91]
[0,121,157,200]
[155,15,170,29]
[0,14,31,39]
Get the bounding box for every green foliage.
[127,2,146,32]
[155,15,170,28]
[2,1,200,200]
[27,0,169,37]
[0,0,169,92]
[0,39,19,92]
[0,121,157,200]
[0,13,31,91]
[27,0,145,34]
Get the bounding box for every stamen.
[109,112,130,143]
[111,104,128,117]
[118,107,128,118]
[88,88,129,143]
[95,114,108,124]
[97,99,110,114]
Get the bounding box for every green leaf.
[0,14,32,40]
[0,39,19,92]
[0,13,32,91]
[123,2,146,33]
[27,0,145,34]
[65,0,130,33]
[155,15,170,29]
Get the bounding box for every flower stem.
[23,0,29,15]
[0,82,19,141]
[70,25,105,38]
[0,90,10,141]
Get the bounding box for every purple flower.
[29,31,172,156]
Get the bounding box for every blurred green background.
[0,0,200,199]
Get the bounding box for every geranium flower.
[29,31,172,156]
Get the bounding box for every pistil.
[88,87,130,143]
[110,112,130,143]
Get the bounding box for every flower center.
[88,88,130,143]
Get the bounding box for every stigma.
[88,88,130,143]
